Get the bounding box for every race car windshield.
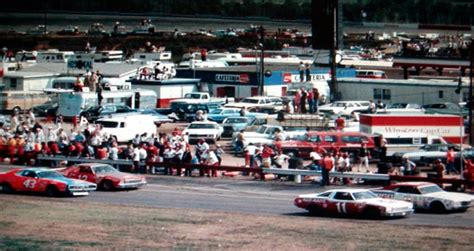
[37,171,64,179]
[418,185,443,194]
[93,165,119,174]
[352,191,378,200]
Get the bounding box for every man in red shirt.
[321,154,334,186]
[335,116,345,131]
[446,147,458,175]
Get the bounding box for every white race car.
[294,188,413,219]
[373,182,474,213]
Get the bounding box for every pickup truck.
[170,92,234,106]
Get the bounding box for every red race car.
[61,163,147,191]
[0,168,97,197]
[294,188,413,219]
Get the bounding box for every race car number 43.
[23,179,36,189]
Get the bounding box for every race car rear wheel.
[45,185,59,197]
[1,183,14,194]
[101,180,114,191]
[430,201,446,213]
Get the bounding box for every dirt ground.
[0,195,472,250]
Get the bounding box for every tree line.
[2,0,473,25]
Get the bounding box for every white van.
[95,114,157,142]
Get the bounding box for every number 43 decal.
[23,179,37,189]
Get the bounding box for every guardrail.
[36,155,265,179]
[37,155,139,166]
[35,155,473,188]
[262,168,390,183]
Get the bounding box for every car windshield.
[240,98,259,104]
[418,185,443,194]
[256,126,267,133]
[189,123,216,129]
[37,171,64,179]
[226,118,248,123]
[93,165,119,174]
[352,191,378,200]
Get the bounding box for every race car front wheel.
[364,207,382,219]
[101,180,114,191]
[45,185,59,197]
[430,201,446,214]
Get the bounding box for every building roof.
[16,62,141,78]
[4,71,60,79]
[189,65,328,73]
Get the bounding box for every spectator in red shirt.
[446,147,458,175]
[321,154,334,186]
[335,116,345,131]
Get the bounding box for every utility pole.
[259,26,265,96]
[469,41,473,144]
[330,0,338,101]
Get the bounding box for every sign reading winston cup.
[359,114,464,143]
[215,73,250,84]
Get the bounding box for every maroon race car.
[61,163,146,191]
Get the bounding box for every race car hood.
[428,192,474,202]
[97,172,144,181]
[365,198,413,208]
[46,176,94,186]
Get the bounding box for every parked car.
[392,144,464,166]
[378,103,425,114]
[138,108,173,126]
[61,163,146,191]
[373,182,474,213]
[319,101,370,115]
[169,103,221,122]
[207,107,268,123]
[423,102,468,116]
[80,104,137,122]
[0,168,97,197]
[278,131,377,158]
[294,189,413,218]
[224,96,282,112]
[254,98,286,114]
[182,121,223,144]
[221,116,258,138]
[32,101,59,117]
[207,108,242,123]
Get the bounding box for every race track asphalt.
[70,174,474,229]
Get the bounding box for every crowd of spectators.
[400,34,472,59]
[0,111,226,176]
